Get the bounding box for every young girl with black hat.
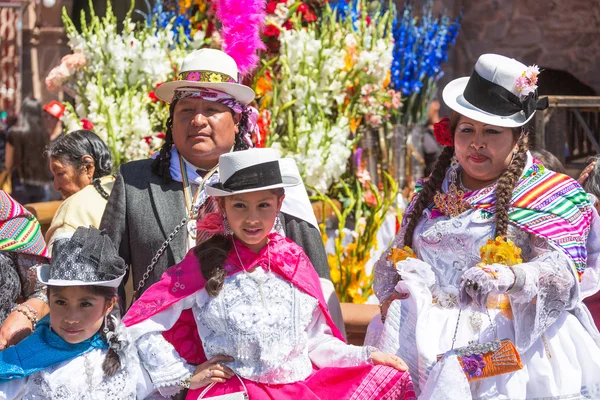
[0,227,157,399]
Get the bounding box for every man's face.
[171,98,240,169]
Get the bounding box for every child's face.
[49,286,116,344]
[223,190,284,252]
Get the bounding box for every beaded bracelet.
[11,305,38,326]
[178,374,193,389]
[20,303,39,319]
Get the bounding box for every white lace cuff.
[136,332,194,395]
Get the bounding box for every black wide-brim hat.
[37,226,126,288]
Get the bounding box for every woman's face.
[172,98,240,170]
[222,190,284,253]
[453,116,519,189]
[49,286,115,344]
[49,157,93,199]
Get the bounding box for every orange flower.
[388,246,417,264]
[255,76,273,97]
[349,117,362,134]
[383,70,391,88]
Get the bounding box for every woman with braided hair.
[366,54,600,399]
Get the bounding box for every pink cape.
[124,234,414,400]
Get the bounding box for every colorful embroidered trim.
[178,70,238,84]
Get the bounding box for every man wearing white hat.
[100,49,344,334]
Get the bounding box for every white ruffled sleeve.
[307,307,373,368]
[0,378,26,400]
[507,237,579,353]
[128,292,198,397]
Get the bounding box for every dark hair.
[46,130,112,179]
[47,285,122,378]
[7,97,51,181]
[152,100,252,182]
[530,149,566,174]
[403,112,528,247]
[584,155,600,198]
[195,188,285,296]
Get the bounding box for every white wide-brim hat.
[443,54,548,128]
[206,148,302,197]
[156,48,256,105]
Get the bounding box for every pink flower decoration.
[197,212,225,235]
[515,65,540,97]
[187,72,201,81]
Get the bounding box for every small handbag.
[437,309,523,382]
[198,374,249,399]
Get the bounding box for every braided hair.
[403,112,528,247]
[151,100,253,182]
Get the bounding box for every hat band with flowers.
[463,69,549,121]
[178,70,239,84]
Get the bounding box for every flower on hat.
[433,116,453,146]
[81,119,94,130]
[515,65,540,97]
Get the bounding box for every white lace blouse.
[0,347,159,400]
[130,269,372,396]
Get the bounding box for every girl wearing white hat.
[100,49,340,334]
[0,227,157,399]
[368,54,600,398]
[125,148,416,400]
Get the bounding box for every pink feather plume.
[215,0,267,77]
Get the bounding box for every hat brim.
[206,175,301,197]
[442,77,535,128]
[37,264,125,288]
[156,81,256,105]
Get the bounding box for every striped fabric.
[0,190,49,257]
[195,196,220,245]
[414,162,592,280]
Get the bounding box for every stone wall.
[401,0,600,96]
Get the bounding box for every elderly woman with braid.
[366,54,600,399]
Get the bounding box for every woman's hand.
[458,265,515,308]
[0,310,34,350]
[371,351,409,371]
[380,291,409,318]
[578,161,595,186]
[189,355,235,390]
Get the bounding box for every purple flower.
[462,353,486,379]
[187,71,201,82]
[353,148,363,169]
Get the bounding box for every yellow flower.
[350,117,362,134]
[479,236,523,267]
[388,246,417,264]
[383,70,391,88]
[208,73,222,83]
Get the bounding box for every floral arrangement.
[515,65,540,97]
[479,236,523,267]
[46,2,202,166]
[313,160,399,303]
[257,0,396,193]
[390,0,461,126]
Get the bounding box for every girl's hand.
[371,351,409,371]
[0,311,34,350]
[189,355,235,390]
[380,291,409,318]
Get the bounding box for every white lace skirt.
[366,297,600,399]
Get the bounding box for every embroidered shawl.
[123,233,344,364]
[412,159,592,280]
